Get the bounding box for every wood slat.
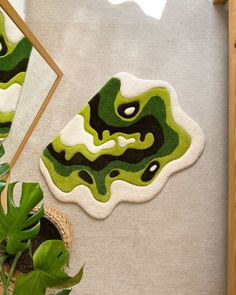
[213,0,228,4]
[228,0,236,294]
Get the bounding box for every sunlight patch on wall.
[108,0,167,20]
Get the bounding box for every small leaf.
[55,290,72,295]
[0,180,6,194]
[0,182,44,255]
[33,239,69,274]
[14,240,84,295]
[0,144,5,158]
[0,163,10,178]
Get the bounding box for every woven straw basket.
[42,207,73,250]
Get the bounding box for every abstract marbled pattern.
[40,73,204,219]
[0,10,32,139]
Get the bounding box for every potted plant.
[0,144,84,295]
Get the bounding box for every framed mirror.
[0,0,63,167]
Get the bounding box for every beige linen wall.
[12,0,228,294]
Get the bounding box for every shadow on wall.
[107,0,167,19]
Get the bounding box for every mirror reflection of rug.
[40,72,205,219]
[0,9,32,140]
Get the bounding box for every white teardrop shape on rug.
[124,106,136,116]
[150,164,158,172]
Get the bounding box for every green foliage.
[13,240,84,295]
[0,144,83,295]
[0,182,44,255]
[0,163,9,178]
[55,290,72,295]
[0,144,10,193]
[47,290,71,295]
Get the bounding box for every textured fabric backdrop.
[11,1,228,294]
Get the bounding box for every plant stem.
[6,251,22,291]
[3,287,9,295]
[0,254,8,292]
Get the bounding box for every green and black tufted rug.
[40,72,204,219]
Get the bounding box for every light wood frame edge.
[213,0,228,4]
[213,0,234,294]
[0,0,63,168]
[228,0,235,294]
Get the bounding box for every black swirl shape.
[0,121,12,128]
[0,35,7,56]
[110,170,120,178]
[46,113,164,171]
[78,170,93,184]
[117,101,140,119]
[141,161,160,182]
[0,58,29,83]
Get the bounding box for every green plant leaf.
[13,240,84,295]
[0,144,10,179]
[0,182,44,255]
[0,163,10,178]
[0,144,5,158]
[0,253,8,286]
[55,290,72,295]
[0,180,7,194]
[46,291,71,295]
[0,243,6,251]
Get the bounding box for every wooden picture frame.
[215,0,236,294]
[213,0,236,294]
[0,0,63,168]
[228,0,235,294]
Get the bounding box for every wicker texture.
[43,207,73,250]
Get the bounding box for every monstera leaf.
[0,182,44,255]
[14,240,84,295]
[0,144,10,193]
